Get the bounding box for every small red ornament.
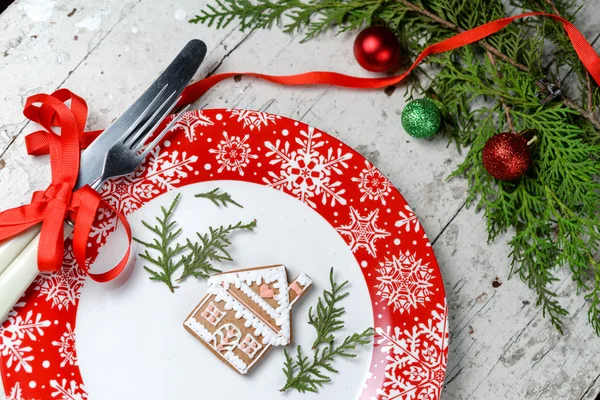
[353,26,400,72]
[482,132,531,181]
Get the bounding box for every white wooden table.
[0,1,599,399]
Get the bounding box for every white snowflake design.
[375,250,435,314]
[52,322,77,367]
[7,382,23,400]
[88,208,117,245]
[352,160,392,205]
[172,111,213,142]
[7,382,35,400]
[376,302,448,400]
[33,245,86,311]
[1,305,50,374]
[395,205,421,233]
[263,127,353,208]
[103,147,198,217]
[209,132,257,176]
[50,379,88,400]
[227,109,280,131]
[336,207,390,257]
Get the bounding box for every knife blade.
[0,39,207,275]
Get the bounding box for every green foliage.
[195,187,244,208]
[189,0,383,42]
[281,330,374,393]
[133,194,186,292]
[308,268,350,349]
[178,220,257,281]
[191,0,600,333]
[134,193,256,291]
[281,269,373,393]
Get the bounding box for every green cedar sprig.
[191,0,600,334]
[195,187,244,208]
[281,269,373,393]
[308,268,350,349]
[178,220,257,281]
[281,329,374,393]
[134,192,256,291]
[133,194,186,293]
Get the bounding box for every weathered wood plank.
[437,202,600,399]
[0,0,599,399]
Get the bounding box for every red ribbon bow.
[0,11,598,284]
[0,89,130,282]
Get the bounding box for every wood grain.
[0,0,599,399]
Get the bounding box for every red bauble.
[482,132,531,181]
[353,26,400,72]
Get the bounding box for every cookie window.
[239,333,263,358]
[200,301,226,326]
[212,324,242,354]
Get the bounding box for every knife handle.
[0,223,73,323]
[0,225,41,276]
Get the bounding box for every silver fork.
[90,86,190,191]
[0,86,190,322]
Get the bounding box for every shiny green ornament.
[401,98,442,139]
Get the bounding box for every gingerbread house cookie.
[184,265,312,374]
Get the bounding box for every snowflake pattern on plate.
[33,246,86,311]
[50,379,87,400]
[172,111,213,142]
[375,250,435,314]
[209,132,257,176]
[395,205,421,233]
[227,109,280,131]
[1,305,49,374]
[263,127,352,208]
[1,109,447,400]
[376,302,448,400]
[353,160,392,205]
[52,322,77,367]
[336,207,390,256]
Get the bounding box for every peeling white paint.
[175,9,187,21]
[75,12,103,31]
[22,0,56,22]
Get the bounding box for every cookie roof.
[206,265,295,346]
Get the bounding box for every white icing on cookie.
[207,265,294,345]
[295,273,313,288]
[185,317,213,342]
[223,350,248,374]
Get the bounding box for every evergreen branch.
[195,188,244,208]
[177,219,257,282]
[308,268,350,349]
[280,329,374,393]
[398,0,530,71]
[397,0,600,130]
[133,194,186,292]
[191,0,600,334]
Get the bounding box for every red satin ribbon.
[178,12,600,104]
[0,11,597,282]
[0,90,130,282]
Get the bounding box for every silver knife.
[0,40,206,275]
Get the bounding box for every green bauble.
[401,98,442,139]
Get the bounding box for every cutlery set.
[0,39,207,322]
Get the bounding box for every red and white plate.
[1,109,448,400]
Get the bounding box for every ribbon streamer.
[0,11,597,282]
[178,12,600,104]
